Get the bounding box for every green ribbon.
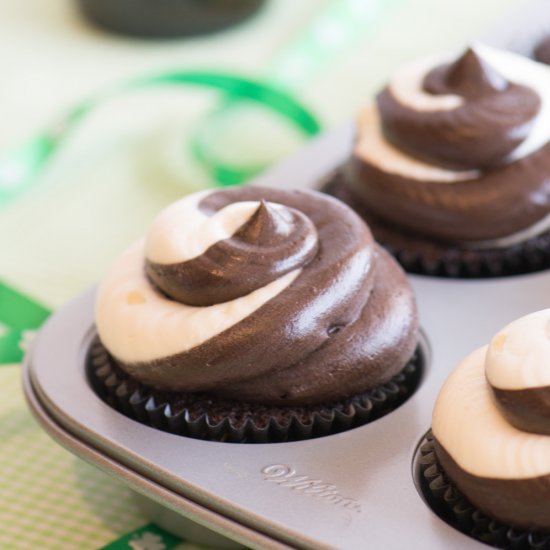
[0,71,321,207]
[99,523,182,550]
[0,281,50,364]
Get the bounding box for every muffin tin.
[23,3,550,548]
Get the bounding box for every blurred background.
[0,1,531,548]
[0,0,527,308]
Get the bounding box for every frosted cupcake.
[327,45,550,278]
[89,187,422,443]
[418,310,550,547]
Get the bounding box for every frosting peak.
[240,200,291,239]
[378,47,541,170]
[145,199,318,307]
[424,48,507,98]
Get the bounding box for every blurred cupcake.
[89,187,422,443]
[418,310,550,547]
[76,0,265,38]
[327,45,550,278]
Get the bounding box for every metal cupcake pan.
[23,131,550,549]
[23,3,550,548]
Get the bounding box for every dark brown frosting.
[490,386,550,436]
[118,187,419,405]
[345,47,550,245]
[434,437,550,530]
[145,201,318,307]
[345,145,550,242]
[377,49,541,170]
[535,36,550,66]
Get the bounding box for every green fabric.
[100,524,182,550]
[0,366,202,549]
[0,282,50,364]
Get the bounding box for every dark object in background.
[534,35,550,65]
[76,0,266,38]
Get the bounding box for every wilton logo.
[261,464,361,512]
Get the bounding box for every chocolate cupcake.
[418,310,550,547]
[327,45,550,278]
[90,187,422,443]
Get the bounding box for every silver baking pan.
[22,2,550,548]
[23,127,550,550]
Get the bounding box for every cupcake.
[419,310,550,547]
[76,0,265,38]
[327,45,550,278]
[89,187,422,443]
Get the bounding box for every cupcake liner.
[416,431,550,550]
[323,173,550,279]
[87,339,423,444]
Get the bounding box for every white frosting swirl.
[355,105,479,183]
[433,309,550,479]
[145,191,288,264]
[389,54,464,112]
[433,346,550,479]
[486,309,550,390]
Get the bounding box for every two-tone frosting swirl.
[144,198,318,307]
[346,45,550,247]
[95,187,418,406]
[433,310,550,529]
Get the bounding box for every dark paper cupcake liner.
[415,431,550,550]
[87,339,424,444]
[323,173,550,279]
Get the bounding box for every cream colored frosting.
[354,105,479,183]
[476,44,550,163]
[145,190,288,265]
[96,190,301,364]
[433,309,550,479]
[389,54,464,112]
[433,345,550,479]
[486,309,550,390]
[355,45,550,182]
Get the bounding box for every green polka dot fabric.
[0,366,206,550]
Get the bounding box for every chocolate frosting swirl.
[346,145,550,242]
[490,386,550,436]
[145,200,318,307]
[346,45,550,245]
[99,187,418,406]
[378,48,541,169]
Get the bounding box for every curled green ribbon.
[0,282,50,364]
[0,71,321,206]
